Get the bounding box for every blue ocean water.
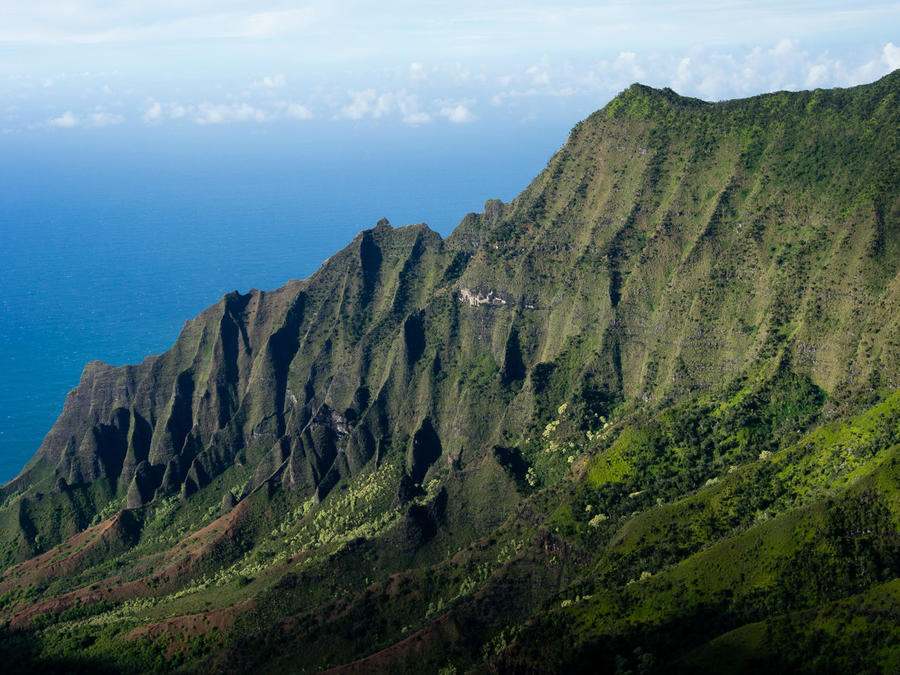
[0,120,567,483]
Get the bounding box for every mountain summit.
[2,72,900,673]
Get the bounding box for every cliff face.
[16,73,900,513]
[17,223,453,507]
[1,73,900,674]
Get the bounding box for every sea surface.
[0,120,566,483]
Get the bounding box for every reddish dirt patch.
[0,514,123,594]
[4,500,253,629]
[7,584,115,629]
[121,600,253,657]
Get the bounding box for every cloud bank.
[11,31,899,133]
[49,109,124,128]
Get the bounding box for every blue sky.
[1,1,898,134]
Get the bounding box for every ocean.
[0,119,567,483]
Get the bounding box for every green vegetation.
[1,71,900,673]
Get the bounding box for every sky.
[1,1,898,136]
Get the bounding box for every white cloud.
[526,64,550,86]
[143,100,162,122]
[770,38,796,57]
[141,98,313,125]
[340,89,377,119]
[168,103,187,119]
[372,93,393,118]
[883,42,900,71]
[253,74,286,88]
[805,64,828,88]
[673,57,692,92]
[396,92,430,124]
[614,51,646,81]
[49,111,78,128]
[142,99,187,123]
[409,62,426,80]
[194,102,267,124]
[282,102,313,120]
[88,111,123,126]
[561,40,900,102]
[403,111,431,125]
[49,109,123,128]
[339,89,430,124]
[439,102,475,123]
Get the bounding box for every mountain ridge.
[1,71,900,673]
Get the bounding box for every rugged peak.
[601,81,709,120]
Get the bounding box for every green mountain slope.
[1,71,899,673]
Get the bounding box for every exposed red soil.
[121,599,253,657]
[0,513,124,594]
[4,500,253,629]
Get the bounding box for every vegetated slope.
[1,71,899,673]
